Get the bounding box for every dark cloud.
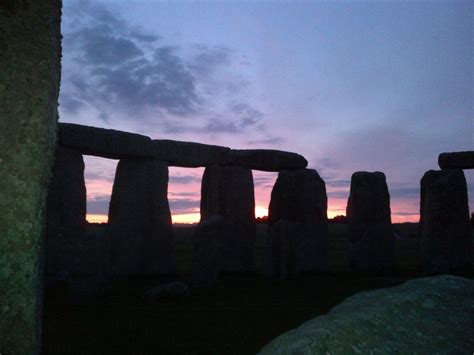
[169,175,201,184]
[87,195,111,215]
[168,198,200,214]
[169,192,199,197]
[60,1,273,141]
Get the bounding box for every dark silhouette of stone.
[438,151,474,170]
[346,171,395,270]
[193,167,256,284]
[265,169,328,278]
[192,215,225,286]
[200,166,256,272]
[152,139,230,167]
[259,275,474,354]
[107,159,175,275]
[59,123,153,159]
[59,122,308,171]
[45,147,87,286]
[143,281,189,301]
[0,1,62,352]
[224,149,308,171]
[419,169,471,274]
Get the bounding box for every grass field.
[42,223,473,354]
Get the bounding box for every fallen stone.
[346,171,395,270]
[58,123,153,159]
[265,169,328,277]
[259,275,474,354]
[224,149,308,171]
[143,281,190,301]
[152,139,230,167]
[419,169,471,274]
[198,166,256,273]
[107,158,175,275]
[438,151,474,169]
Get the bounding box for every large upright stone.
[45,146,86,278]
[265,169,328,278]
[107,159,175,275]
[0,2,62,353]
[346,171,395,270]
[438,151,474,170]
[419,169,471,274]
[193,166,256,284]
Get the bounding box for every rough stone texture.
[152,139,230,167]
[224,149,308,172]
[438,151,474,170]
[198,166,256,273]
[192,216,226,286]
[107,159,175,275]
[259,275,474,354]
[346,171,395,270]
[265,169,328,278]
[419,169,471,274]
[58,123,153,159]
[0,2,62,353]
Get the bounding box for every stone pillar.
[346,171,395,271]
[419,169,471,274]
[45,147,86,283]
[0,2,62,353]
[265,169,328,278]
[107,159,175,275]
[193,166,256,285]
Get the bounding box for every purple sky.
[59,0,473,223]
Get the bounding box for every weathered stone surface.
[265,169,328,278]
[107,159,175,275]
[193,216,225,286]
[419,169,471,274]
[199,166,256,273]
[438,151,474,170]
[58,123,153,159]
[152,139,230,167]
[346,171,395,270]
[224,149,308,172]
[0,1,62,353]
[259,275,474,354]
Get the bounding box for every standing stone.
[265,169,328,278]
[107,159,175,275]
[438,151,474,170]
[193,166,256,284]
[45,147,86,282]
[419,169,471,274]
[346,171,395,270]
[0,2,62,353]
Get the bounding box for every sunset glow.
[87,214,108,224]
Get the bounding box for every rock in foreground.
[259,275,474,354]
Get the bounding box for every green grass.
[41,223,473,354]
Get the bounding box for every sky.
[59,0,473,224]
